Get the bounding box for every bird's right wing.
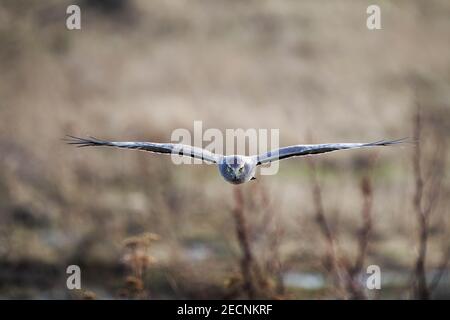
[65,136,222,164]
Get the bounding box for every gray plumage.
[65,136,407,184]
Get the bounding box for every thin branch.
[412,102,430,300]
[232,187,256,299]
[308,159,348,298]
[352,176,373,276]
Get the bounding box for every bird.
[65,135,408,185]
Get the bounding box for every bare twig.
[411,102,447,299]
[266,215,286,296]
[308,156,374,299]
[229,184,286,299]
[253,182,286,296]
[232,187,256,299]
[352,176,373,276]
[412,103,430,300]
[345,174,374,300]
[308,159,348,298]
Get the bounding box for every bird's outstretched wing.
[254,138,408,165]
[65,136,221,164]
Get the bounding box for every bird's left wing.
[65,136,221,164]
[254,138,408,165]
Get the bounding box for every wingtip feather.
[64,135,106,147]
[370,137,414,147]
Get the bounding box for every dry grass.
[0,0,449,299]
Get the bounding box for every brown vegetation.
[0,0,449,299]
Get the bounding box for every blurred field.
[0,0,449,299]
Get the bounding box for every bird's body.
[66,136,408,184]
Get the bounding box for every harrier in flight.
[66,136,407,185]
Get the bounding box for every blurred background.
[0,0,449,299]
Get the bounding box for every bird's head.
[219,156,255,184]
[226,161,246,176]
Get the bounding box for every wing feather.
[65,136,221,164]
[255,138,408,165]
